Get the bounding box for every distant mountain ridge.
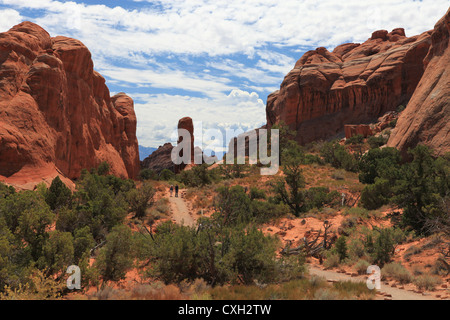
[139,145,157,161]
[265,8,449,156]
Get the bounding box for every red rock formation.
[266,27,433,145]
[0,22,140,188]
[141,142,174,174]
[174,116,196,173]
[388,8,450,156]
[142,117,214,174]
[344,125,373,139]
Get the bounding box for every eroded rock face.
[388,9,450,157]
[141,143,174,174]
[0,22,140,187]
[142,117,213,174]
[266,27,433,145]
[177,117,195,166]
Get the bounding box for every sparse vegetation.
[382,262,412,284]
[0,140,448,300]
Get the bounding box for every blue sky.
[0,0,448,151]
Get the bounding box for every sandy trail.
[168,189,196,227]
[308,265,440,300]
[166,188,443,300]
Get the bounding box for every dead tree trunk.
[281,221,334,262]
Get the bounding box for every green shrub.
[360,178,391,210]
[367,136,387,149]
[146,221,280,286]
[388,119,397,128]
[313,288,339,300]
[95,225,135,284]
[271,152,306,217]
[348,239,366,261]
[331,169,345,180]
[249,187,266,200]
[413,274,442,291]
[304,154,325,165]
[324,252,341,269]
[381,263,412,284]
[345,134,364,145]
[0,182,15,199]
[250,200,287,224]
[127,181,155,219]
[320,141,358,172]
[394,145,450,234]
[345,207,371,219]
[159,169,175,181]
[354,259,371,275]
[372,228,395,266]
[45,176,72,210]
[358,147,402,185]
[334,236,348,262]
[139,169,158,181]
[96,161,111,176]
[304,187,340,210]
[396,105,405,113]
[215,185,252,225]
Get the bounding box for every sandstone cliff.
[141,142,174,174]
[0,22,140,188]
[266,27,433,145]
[387,8,450,156]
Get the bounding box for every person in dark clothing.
[169,185,174,197]
[175,184,179,197]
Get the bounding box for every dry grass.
[413,274,442,291]
[208,277,374,300]
[89,282,188,300]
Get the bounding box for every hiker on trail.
[175,184,179,197]
[170,185,174,197]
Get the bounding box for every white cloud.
[132,90,266,147]
[97,62,233,99]
[1,0,448,148]
[0,8,22,31]
[2,0,447,56]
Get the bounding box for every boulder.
[266,27,433,145]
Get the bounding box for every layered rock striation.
[266,27,433,145]
[0,22,140,187]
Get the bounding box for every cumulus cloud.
[0,8,23,31]
[0,0,448,148]
[132,90,266,147]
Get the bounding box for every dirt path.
[308,265,440,300]
[168,189,196,227]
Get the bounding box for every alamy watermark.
[366,265,381,290]
[170,126,280,175]
[66,265,81,290]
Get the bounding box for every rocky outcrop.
[266,27,433,145]
[226,126,266,162]
[0,22,140,188]
[142,116,215,174]
[175,117,195,172]
[388,8,450,156]
[141,142,174,174]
